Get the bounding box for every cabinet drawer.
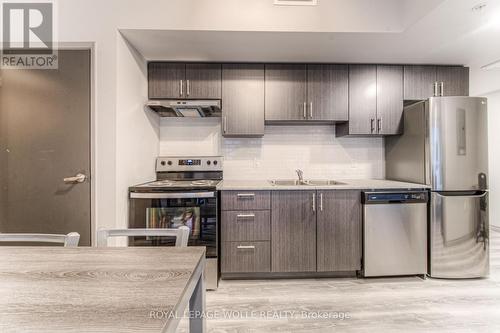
[222,241,271,273]
[221,191,270,211]
[222,211,270,241]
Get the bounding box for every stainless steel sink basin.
[269,180,312,186]
[269,179,346,186]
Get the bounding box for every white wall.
[159,120,385,180]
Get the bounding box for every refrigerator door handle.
[434,191,487,198]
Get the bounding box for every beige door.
[0,50,91,245]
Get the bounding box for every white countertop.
[217,179,430,191]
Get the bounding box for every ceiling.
[121,0,500,67]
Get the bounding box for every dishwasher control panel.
[362,191,428,204]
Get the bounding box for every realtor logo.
[1,1,58,69]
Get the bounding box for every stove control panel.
[156,156,223,172]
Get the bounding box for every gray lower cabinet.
[222,241,271,273]
[222,64,265,137]
[316,191,362,272]
[404,65,469,100]
[265,64,307,121]
[221,210,270,242]
[377,65,404,135]
[185,63,222,99]
[148,62,185,99]
[307,64,349,121]
[271,191,317,273]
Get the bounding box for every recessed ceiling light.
[472,2,487,12]
[481,59,500,70]
[274,0,317,6]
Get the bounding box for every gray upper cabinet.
[341,65,377,135]
[307,64,349,121]
[403,65,437,100]
[404,65,469,100]
[436,66,469,97]
[148,63,185,99]
[185,63,222,99]
[271,191,316,273]
[265,64,307,121]
[148,62,221,99]
[377,65,404,135]
[222,64,265,137]
[317,191,362,272]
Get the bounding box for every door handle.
[433,82,438,97]
[186,80,190,97]
[370,118,375,133]
[180,80,183,97]
[223,116,228,133]
[309,102,313,119]
[303,102,307,119]
[440,82,444,96]
[63,173,87,184]
[312,193,316,212]
[377,118,382,133]
[319,193,323,211]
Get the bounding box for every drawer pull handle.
[237,245,256,250]
[237,193,255,198]
[236,214,255,219]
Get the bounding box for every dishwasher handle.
[362,191,428,204]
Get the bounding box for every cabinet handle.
[310,102,313,119]
[187,79,190,96]
[223,116,227,133]
[236,214,255,219]
[433,82,438,97]
[320,193,323,211]
[370,118,375,133]
[237,193,255,198]
[303,102,307,119]
[180,80,183,97]
[440,82,444,96]
[377,118,382,133]
[237,245,255,250]
[312,193,316,212]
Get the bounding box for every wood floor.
[178,230,500,332]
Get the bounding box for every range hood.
[146,100,221,117]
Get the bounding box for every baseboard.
[491,225,500,232]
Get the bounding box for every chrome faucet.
[296,169,304,183]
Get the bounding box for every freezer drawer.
[363,192,428,277]
[430,191,489,278]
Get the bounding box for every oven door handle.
[130,192,216,199]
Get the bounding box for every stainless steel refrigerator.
[386,97,489,278]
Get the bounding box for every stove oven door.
[128,191,217,258]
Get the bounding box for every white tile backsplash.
[159,119,385,180]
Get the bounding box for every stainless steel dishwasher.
[363,191,428,277]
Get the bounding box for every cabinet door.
[265,64,307,121]
[403,65,437,100]
[436,66,469,97]
[377,65,404,135]
[148,63,185,99]
[271,191,316,272]
[348,65,377,135]
[307,64,348,121]
[222,64,265,137]
[317,191,362,272]
[185,63,222,99]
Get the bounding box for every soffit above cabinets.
[120,0,500,67]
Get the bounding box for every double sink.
[269,179,346,186]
